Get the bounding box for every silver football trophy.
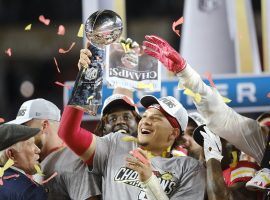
[68,10,123,115]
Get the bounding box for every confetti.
[184,88,201,103]
[0,158,15,185]
[137,82,154,90]
[3,174,19,180]
[0,118,5,123]
[131,149,149,165]
[267,93,270,98]
[53,57,60,73]
[123,96,137,107]
[54,81,71,90]
[41,172,58,184]
[204,72,216,88]
[172,16,184,37]
[77,24,84,38]
[59,42,76,54]
[230,151,238,168]
[39,15,50,26]
[24,24,32,31]
[57,25,65,35]
[5,48,12,57]
[34,164,44,176]
[222,97,232,103]
[122,136,138,142]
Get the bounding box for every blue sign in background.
[64,74,270,120]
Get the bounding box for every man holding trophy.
[60,10,206,200]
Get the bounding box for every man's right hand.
[78,48,92,70]
[143,35,186,74]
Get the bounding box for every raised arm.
[143,35,267,164]
[58,106,96,165]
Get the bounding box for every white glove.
[200,126,223,162]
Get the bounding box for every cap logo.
[160,98,176,108]
[17,109,26,117]
[36,112,42,116]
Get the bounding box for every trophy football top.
[85,10,123,46]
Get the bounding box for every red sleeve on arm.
[58,106,93,156]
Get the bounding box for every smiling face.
[103,108,138,135]
[138,108,179,155]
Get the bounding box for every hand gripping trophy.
[68,10,123,115]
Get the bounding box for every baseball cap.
[6,98,61,125]
[140,95,188,132]
[0,124,40,151]
[101,94,139,116]
[188,112,205,127]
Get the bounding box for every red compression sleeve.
[58,106,93,156]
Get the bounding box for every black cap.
[0,124,40,151]
[192,124,206,147]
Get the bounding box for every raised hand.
[77,48,92,70]
[200,126,223,162]
[143,35,186,73]
[126,148,152,182]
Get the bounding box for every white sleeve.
[141,174,169,200]
[177,64,267,163]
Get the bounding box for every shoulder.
[171,156,205,172]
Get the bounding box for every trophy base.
[68,104,99,116]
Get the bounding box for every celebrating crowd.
[0,35,269,200]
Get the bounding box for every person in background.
[143,34,270,193]
[0,124,47,199]
[7,98,101,200]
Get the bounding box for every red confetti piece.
[57,25,65,35]
[204,71,216,88]
[5,48,12,56]
[131,149,149,165]
[0,178,3,186]
[172,16,184,37]
[0,118,5,123]
[123,96,137,108]
[41,172,58,184]
[3,174,19,180]
[55,81,71,90]
[59,42,76,54]
[53,57,61,73]
[39,15,50,26]
[267,93,270,98]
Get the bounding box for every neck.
[40,136,65,161]
[140,146,171,158]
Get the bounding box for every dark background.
[0,0,263,129]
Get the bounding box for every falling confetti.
[184,88,201,103]
[34,164,44,176]
[24,24,32,31]
[205,72,216,88]
[131,149,149,165]
[77,24,84,38]
[122,136,138,142]
[57,25,65,35]
[59,42,76,54]
[222,97,232,103]
[0,158,15,185]
[137,82,154,90]
[54,81,71,90]
[41,172,58,185]
[5,48,12,57]
[53,57,61,73]
[39,15,50,26]
[172,16,184,37]
[0,118,5,123]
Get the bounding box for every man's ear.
[5,148,16,161]
[169,128,180,141]
[41,120,49,132]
